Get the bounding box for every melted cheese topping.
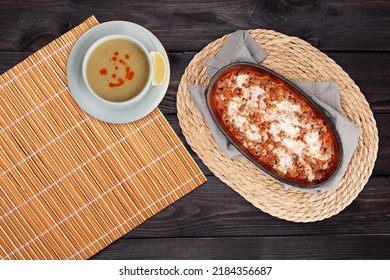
[218,71,334,182]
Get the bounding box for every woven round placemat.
[177,29,379,223]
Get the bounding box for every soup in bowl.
[82,34,153,105]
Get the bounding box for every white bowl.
[67,21,170,124]
[81,34,153,107]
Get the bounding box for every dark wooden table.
[1,0,389,259]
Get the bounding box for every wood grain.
[91,235,390,259]
[0,0,389,52]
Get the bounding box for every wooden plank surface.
[91,235,390,259]
[0,0,389,260]
[0,1,389,52]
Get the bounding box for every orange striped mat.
[0,16,206,260]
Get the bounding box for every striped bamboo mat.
[0,16,206,260]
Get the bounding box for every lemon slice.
[151,51,167,86]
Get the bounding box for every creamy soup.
[86,38,150,102]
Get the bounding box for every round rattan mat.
[177,29,378,222]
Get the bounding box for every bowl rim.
[81,33,153,106]
[205,62,344,189]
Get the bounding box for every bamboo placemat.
[177,29,378,223]
[0,16,206,260]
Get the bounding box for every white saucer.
[67,21,170,123]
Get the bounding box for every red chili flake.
[112,56,117,61]
[114,51,119,56]
[115,66,119,70]
[112,74,116,78]
[125,54,129,59]
[119,59,126,65]
[100,68,107,75]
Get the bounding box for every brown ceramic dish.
[206,62,343,188]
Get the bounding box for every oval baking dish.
[205,62,343,188]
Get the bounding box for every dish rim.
[205,62,344,189]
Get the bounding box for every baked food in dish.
[206,63,342,187]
